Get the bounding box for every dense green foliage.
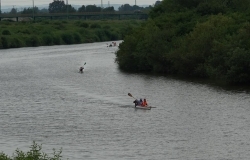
[0,19,141,49]
[0,141,62,160]
[115,0,250,85]
[49,0,76,13]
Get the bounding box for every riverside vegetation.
[0,19,141,49]
[115,0,250,85]
[0,141,62,160]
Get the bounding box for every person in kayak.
[79,66,84,73]
[133,99,140,107]
[142,99,148,107]
[133,98,145,107]
[139,99,143,105]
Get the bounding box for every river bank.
[0,19,142,49]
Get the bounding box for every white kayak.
[135,105,152,110]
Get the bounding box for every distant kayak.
[135,105,151,110]
[127,93,154,110]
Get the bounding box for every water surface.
[0,42,250,159]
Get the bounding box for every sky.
[1,0,159,7]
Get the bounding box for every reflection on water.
[0,42,250,160]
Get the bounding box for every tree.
[78,5,86,12]
[49,0,66,13]
[48,0,76,13]
[118,4,133,11]
[85,5,101,12]
[66,4,76,13]
[102,7,115,12]
[40,8,49,13]
[21,7,39,14]
[10,8,17,14]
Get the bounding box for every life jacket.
[142,101,147,106]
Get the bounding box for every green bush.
[42,20,50,25]
[90,23,101,29]
[95,29,108,41]
[61,32,74,44]
[9,37,24,48]
[26,35,41,47]
[42,34,53,45]
[0,39,2,49]
[1,36,9,49]
[103,25,111,29]
[73,32,82,43]
[80,22,89,28]
[78,28,90,36]
[2,30,11,35]
[0,19,140,51]
[52,34,62,45]
[0,141,62,160]
[225,47,250,84]
[18,29,31,35]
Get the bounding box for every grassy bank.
[0,19,142,49]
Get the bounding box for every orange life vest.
[142,101,147,106]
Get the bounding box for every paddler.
[142,99,148,107]
[79,66,84,73]
[133,99,140,107]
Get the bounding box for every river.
[0,41,250,160]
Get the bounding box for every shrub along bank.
[115,0,250,85]
[0,141,62,160]
[0,19,141,49]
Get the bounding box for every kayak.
[135,105,151,110]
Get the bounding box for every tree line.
[3,0,153,15]
[115,0,250,85]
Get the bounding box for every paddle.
[128,93,156,108]
[128,93,136,99]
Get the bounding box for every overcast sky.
[1,0,159,7]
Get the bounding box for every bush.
[0,141,63,160]
[42,20,50,25]
[26,35,41,47]
[95,29,108,41]
[18,29,31,35]
[61,32,74,44]
[1,37,9,49]
[42,34,53,45]
[103,25,111,29]
[90,23,101,29]
[73,32,82,43]
[226,47,250,84]
[9,37,24,48]
[80,22,89,28]
[52,34,62,45]
[2,30,11,35]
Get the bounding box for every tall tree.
[66,4,76,13]
[10,8,17,14]
[78,5,86,12]
[118,4,132,11]
[21,7,39,14]
[85,5,101,12]
[49,0,65,13]
[102,7,115,12]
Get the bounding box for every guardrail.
[0,11,148,21]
